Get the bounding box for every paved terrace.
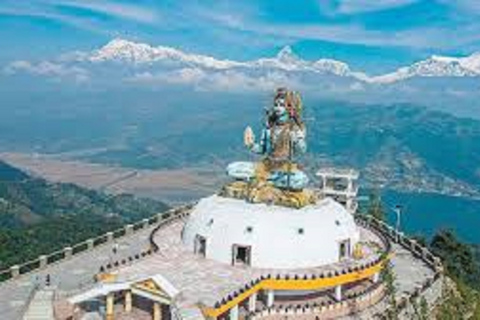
[0,210,442,320]
[0,222,158,320]
[111,219,384,313]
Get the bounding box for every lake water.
[379,191,480,244]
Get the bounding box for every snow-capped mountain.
[86,39,480,83]
[370,54,480,84]
[6,38,480,88]
[85,39,363,78]
[88,38,245,69]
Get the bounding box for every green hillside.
[0,160,169,269]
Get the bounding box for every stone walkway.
[0,216,441,320]
[111,219,384,314]
[23,289,55,320]
[0,224,156,320]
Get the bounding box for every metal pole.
[394,205,402,242]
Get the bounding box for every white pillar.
[372,272,380,283]
[87,239,95,250]
[248,293,257,312]
[64,247,73,259]
[106,293,114,320]
[125,224,134,236]
[334,285,343,302]
[347,178,353,193]
[106,232,114,243]
[124,290,132,313]
[229,305,239,320]
[39,255,48,269]
[266,290,274,307]
[153,302,162,320]
[10,265,20,279]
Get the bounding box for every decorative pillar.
[372,272,380,283]
[106,232,114,243]
[64,247,73,259]
[248,293,257,312]
[125,224,134,236]
[142,218,149,229]
[334,285,343,302]
[87,239,95,250]
[266,290,274,307]
[347,178,353,194]
[153,302,162,320]
[10,265,20,279]
[124,290,132,313]
[229,305,239,320]
[39,255,48,269]
[106,293,114,320]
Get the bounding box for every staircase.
[23,289,55,320]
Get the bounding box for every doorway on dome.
[194,235,207,257]
[232,244,251,266]
[339,239,351,261]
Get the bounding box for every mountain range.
[4,38,480,84]
[4,38,480,119]
[76,38,480,83]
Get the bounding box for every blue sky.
[1,0,480,72]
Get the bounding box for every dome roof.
[182,195,360,269]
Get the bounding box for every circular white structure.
[182,195,360,269]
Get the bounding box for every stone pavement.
[23,289,55,320]
[0,215,441,320]
[107,219,384,313]
[337,243,441,320]
[0,224,157,320]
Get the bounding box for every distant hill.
[73,99,480,199]
[0,160,169,269]
[0,160,28,181]
[1,90,479,199]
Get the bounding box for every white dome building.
[182,195,360,269]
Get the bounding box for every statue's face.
[273,98,288,123]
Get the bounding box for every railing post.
[125,224,134,236]
[64,247,73,259]
[39,255,48,269]
[10,265,20,279]
[87,239,94,250]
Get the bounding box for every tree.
[430,229,480,289]
[367,189,386,222]
[383,261,398,320]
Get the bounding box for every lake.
[379,190,480,244]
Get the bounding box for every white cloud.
[4,60,89,82]
[230,19,480,50]
[128,67,301,92]
[51,0,158,24]
[128,68,206,85]
[196,2,480,50]
[336,0,418,14]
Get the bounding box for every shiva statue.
[223,88,315,208]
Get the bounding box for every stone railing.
[250,282,385,320]
[0,204,194,284]
[355,214,443,273]
[96,206,192,276]
[354,214,444,319]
